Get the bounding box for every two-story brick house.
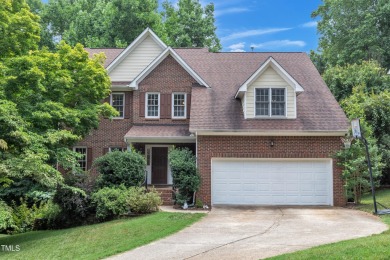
[76,28,349,207]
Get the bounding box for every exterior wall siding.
[246,67,295,118]
[109,36,163,82]
[196,135,346,207]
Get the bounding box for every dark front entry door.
[151,147,168,184]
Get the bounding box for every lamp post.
[351,118,378,214]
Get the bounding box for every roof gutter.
[191,130,348,137]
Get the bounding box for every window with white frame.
[111,93,125,118]
[255,88,286,117]
[146,93,160,118]
[172,93,186,118]
[73,147,87,171]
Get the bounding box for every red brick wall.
[133,55,196,125]
[196,136,346,207]
[74,55,197,172]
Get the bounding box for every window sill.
[252,116,288,119]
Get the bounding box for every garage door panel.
[212,159,332,206]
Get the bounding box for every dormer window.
[255,88,286,117]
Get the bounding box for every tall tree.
[0,0,116,201]
[162,0,221,52]
[322,61,390,101]
[0,0,40,58]
[41,0,164,48]
[312,0,390,69]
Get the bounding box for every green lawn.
[0,212,205,260]
[269,189,390,259]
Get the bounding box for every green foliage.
[41,0,165,48]
[168,147,200,205]
[91,185,129,220]
[127,187,162,214]
[0,200,16,232]
[0,199,61,234]
[52,184,91,226]
[162,0,221,52]
[313,0,390,69]
[336,137,383,203]
[336,88,385,203]
[0,0,40,59]
[195,198,203,208]
[94,150,146,188]
[341,86,390,185]
[322,61,390,101]
[38,0,221,50]
[91,186,161,220]
[0,0,116,206]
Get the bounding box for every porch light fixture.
[270,140,274,147]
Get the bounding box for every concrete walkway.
[108,206,387,260]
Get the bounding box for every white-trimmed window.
[111,93,125,118]
[172,93,186,118]
[255,88,286,117]
[73,147,87,171]
[146,93,160,118]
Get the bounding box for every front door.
[151,147,168,184]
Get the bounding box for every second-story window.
[146,93,160,118]
[111,93,125,118]
[255,88,286,117]
[172,93,186,118]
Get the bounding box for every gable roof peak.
[106,28,167,73]
[129,47,210,89]
[235,56,304,98]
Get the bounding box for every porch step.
[150,186,174,205]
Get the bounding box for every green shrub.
[94,150,146,188]
[53,184,92,227]
[11,199,37,233]
[195,198,203,208]
[0,200,15,233]
[91,185,130,221]
[0,199,61,234]
[33,200,62,230]
[168,148,200,205]
[127,187,162,214]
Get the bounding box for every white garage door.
[212,159,333,206]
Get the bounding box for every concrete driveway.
[108,206,387,260]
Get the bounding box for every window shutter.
[103,148,109,154]
[160,94,166,119]
[187,94,191,119]
[167,94,172,118]
[139,92,145,117]
[124,92,131,119]
[87,147,93,170]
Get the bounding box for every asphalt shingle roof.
[86,47,349,134]
[174,48,349,133]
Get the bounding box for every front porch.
[125,125,196,205]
